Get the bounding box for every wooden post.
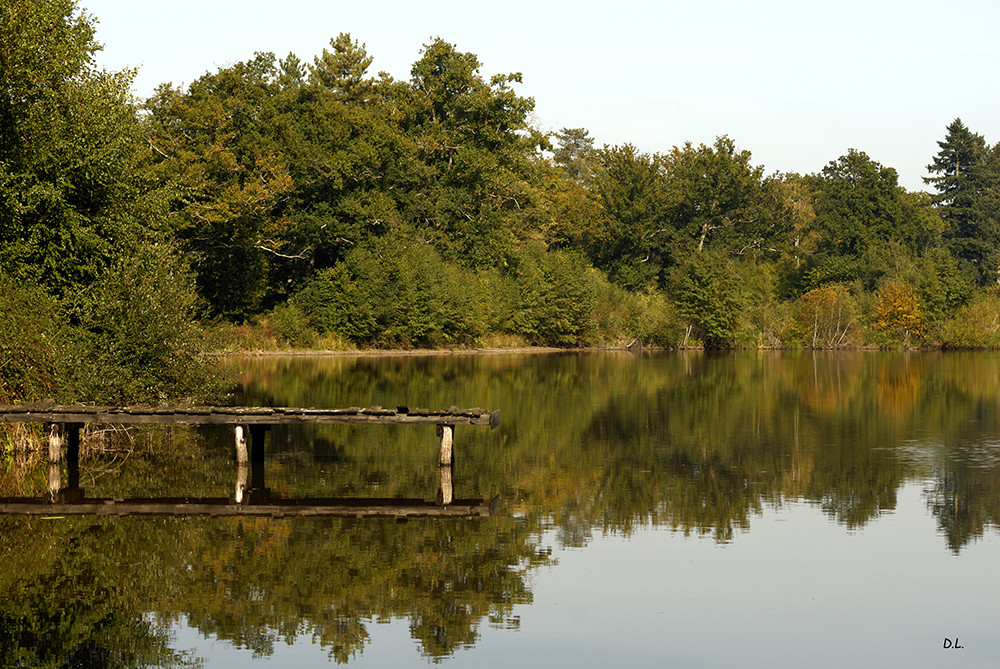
[437,424,454,466]
[248,425,269,502]
[438,465,454,505]
[47,423,62,501]
[234,425,248,504]
[235,425,249,464]
[65,424,81,494]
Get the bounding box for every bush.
[505,245,599,346]
[790,284,861,348]
[631,292,684,347]
[0,280,69,403]
[869,279,925,348]
[296,237,484,348]
[670,251,744,348]
[67,246,222,403]
[942,289,1000,349]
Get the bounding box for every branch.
[255,244,312,260]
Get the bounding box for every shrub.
[295,237,484,348]
[791,284,861,348]
[0,280,69,403]
[67,246,222,403]
[870,279,925,348]
[670,251,744,348]
[942,289,1000,349]
[505,245,599,346]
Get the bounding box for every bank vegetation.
[5,0,1000,407]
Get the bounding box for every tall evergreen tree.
[926,118,1000,284]
[553,128,597,184]
[310,33,374,101]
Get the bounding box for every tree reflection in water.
[4,351,1000,663]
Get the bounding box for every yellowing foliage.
[873,280,925,346]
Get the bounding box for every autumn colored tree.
[872,279,925,347]
[791,284,860,348]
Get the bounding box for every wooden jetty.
[0,403,500,517]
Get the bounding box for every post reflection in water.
[3,351,1000,666]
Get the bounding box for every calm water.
[4,351,1000,667]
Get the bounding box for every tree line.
[4,0,1000,403]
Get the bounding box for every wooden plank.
[0,405,499,428]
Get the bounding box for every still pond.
[3,351,1000,667]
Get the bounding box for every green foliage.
[790,284,861,348]
[0,248,220,405]
[144,53,293,317]
[670,251,745,348]
[618,291,685,347]
[663,136,790,259]
[590,144,667,290]
[942,289,1000,349]
[309,32,374,100]
[296,236,484,348]
[66,247,222,403]
[926,118,1000,285]
[0,0,158,295]
[504,244,599,346]
[553,127,597,184]
[0,280,69,403]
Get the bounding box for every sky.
[81,0,1000,192]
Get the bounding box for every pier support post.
[47,423,62,501]
[438,465,454,505]
[234,425,248,503]
[46,423,83,502]
[246,425,270,503]
[437,424,454,466]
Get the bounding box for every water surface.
[3,351,1000,667]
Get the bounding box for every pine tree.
[310,33,374,101]
[926,118,1000,284]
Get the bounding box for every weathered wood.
[235,463,248,504]
[234,425,249,503]
[6,404,499,512]
[437,424,454,466]
[0,497,496,518]
[47,423,62,500]
[439,465,454,505]
[0,405,500,427]
[234,425,249,464]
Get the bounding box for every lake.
[3,351,1000,667]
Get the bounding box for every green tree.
[801,150,942,291]
[0,0,159,294]
[926,118,1000,284]
[663,136,789,259]
[403,38,543,267]
[309,32,374,101]
[670,250,744,347]
[553,127,598,184]
[590,144,668,290]
[144,53,293,317]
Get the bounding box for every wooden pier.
[0,403,500,517]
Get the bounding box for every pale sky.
[82,0,1000,192]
